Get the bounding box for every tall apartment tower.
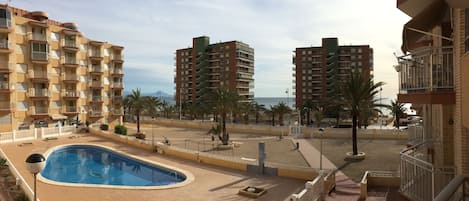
[174,36,254,106]
[292,38,373,111]
[0,5,124,132]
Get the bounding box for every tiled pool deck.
[0,133,305,201]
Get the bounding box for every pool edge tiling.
[38,143,194,190]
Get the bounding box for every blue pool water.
[41,145,186,186]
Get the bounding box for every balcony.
[28,70,49,82]
[28,88,49,99]
[31,51,49,64]
[112,95,123,103]
[30,33,47,41]
[0,81,11,93]
[111,54,123,63]
[89,65,103,74]
[0,101,12,112]
[88,111,103,118]
[396,46,454,104]
[111,108,123,116]
[62,56,78,67]
[62,39,78,52]
[61,106,78,114]
[0,62,12,73]
[62,74,79,83]
[89,81,103,88]
[111,68,123,77]
[0,39,12,54]
[400,141,455,201]
[61,90,79,99]
[0,16,12,33]
[89,96,103,103]
[88,51,103,60]
[111,82,123,89]
[28,106,49,117]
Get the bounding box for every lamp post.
[319,128,324,170]
[26,153,46,201]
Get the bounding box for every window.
[103,48,110,56]
[15,24,26,35]
[80,44,88,51]
[31,43,48,52]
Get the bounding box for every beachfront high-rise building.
[292,38,373,113]
[394,0,469,200]
[0,5,124,132]
[174,36,254,107]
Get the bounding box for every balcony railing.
[63,39,77,48]
[62,74,78,82]
[111,68,123,75]
[111,108,123,115]
[28,70,49,79]
[434,175,469,201]
[0,18,11,28]
[0,62,12,71]
[29,106,49,115]
[89,81,103,88]
[397,46,453,94]
[89,51,101,57]
[111,54,123,60]
[29,88,49,97]
[62,56,77,65]
[32,33,47,41]
[111,82,123,88]
[62,106,77,113]
[90,65,102,73]
[62,90,78,97]
[89,96,103,102]
[0,101,11,110]
[0,39,9,49]
[0,81,9,90]
[88,111,103,117]
[31,51,48,60]
[400,141,455,201]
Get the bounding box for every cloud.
[12,0,410,99]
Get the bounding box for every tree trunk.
[255,113,259,124]
[137,111,141,133]
[271,113,275,126]
[352,114,358,155]
[222,113,228,145]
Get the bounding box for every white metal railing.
[434,175,469,201]
[0,39,9,49]
[31,51,48,60]
[397,46,453,94]
[0,18,11,27]
[63,39,77,48]
[32,33,47,41]
[62,90,78,97]
[90,65,102,72]
[28,88,49,97]
[408,125,425,146]
[62,106,77,113]
[28,70,49,79]
[89,80,103,87]
[400,142,455,201]
[62,56,77,64]
[0,81,9,90]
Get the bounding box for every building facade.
[292,38,373,111]
[0,5,124,132]
[174,36,254,107]
[395,0,469,200]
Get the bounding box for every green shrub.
[0,157,6,167]
[100,124,109,131]
[114,125,127,135]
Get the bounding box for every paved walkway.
[292,138,363,201]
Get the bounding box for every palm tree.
[341,72,385,156]
[265,105,277,126]
[302,100,314,126]
[311,99,328,127]
[125,88,146,134]
[144,96,161,118]
[253,102,266,124]
[387,99,406,129]
[212,87,239,145]
[275,102,292,126]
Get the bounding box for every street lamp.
[318,128,324,170]
[25,153,46,201]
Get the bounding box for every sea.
[158,97,295,108]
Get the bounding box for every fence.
[400,142,455,201]
[289,169,335,201]
[0,125,76,144]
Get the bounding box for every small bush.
[0,157,7,167]
[114,125,127,135]
[15,192,29,201]
[100,124,109,131]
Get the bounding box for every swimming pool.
[40,144,193,189]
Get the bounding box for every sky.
[11,0,410,100]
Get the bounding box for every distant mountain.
[123,90,173,97]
